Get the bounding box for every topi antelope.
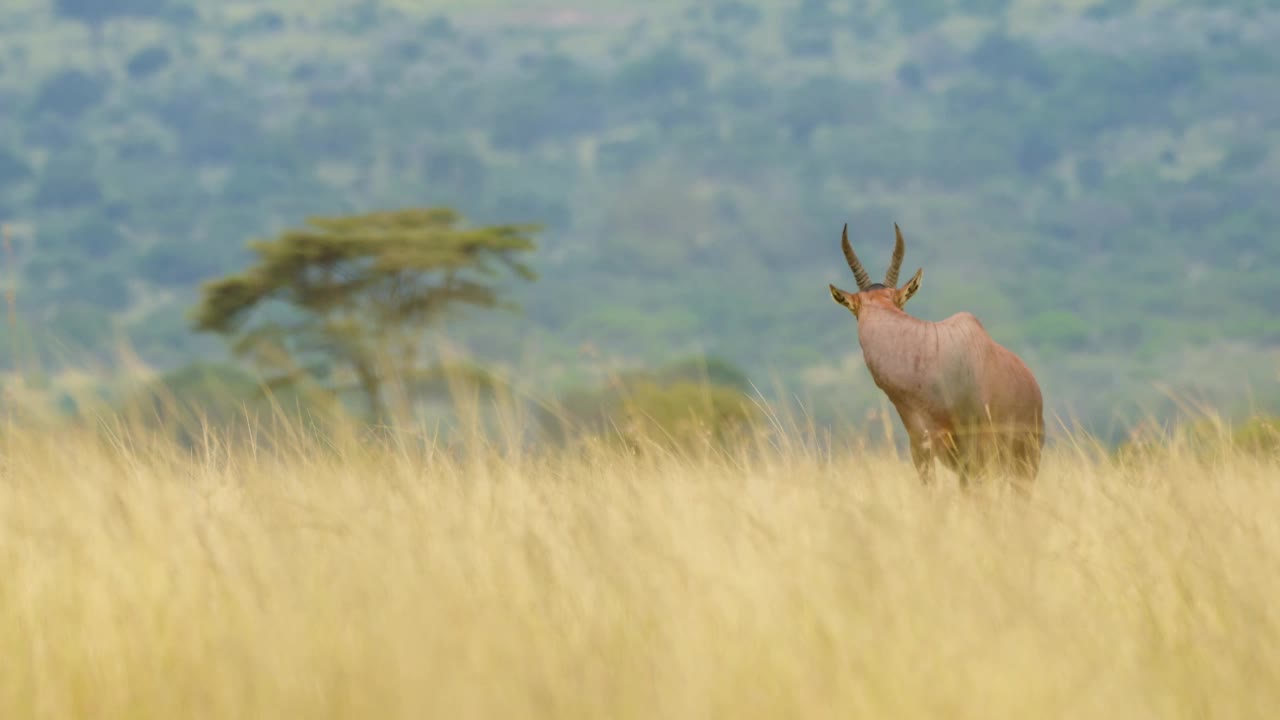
[828,223,1045,489]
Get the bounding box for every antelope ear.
[829,284,857,311]
[895,268,923,308]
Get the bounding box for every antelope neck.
[855,304,936,394]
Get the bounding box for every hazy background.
[0,0,1277,440]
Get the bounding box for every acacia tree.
[192,207,539,423]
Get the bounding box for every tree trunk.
[353,361,386,424]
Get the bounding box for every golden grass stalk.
[0,394,1278,719]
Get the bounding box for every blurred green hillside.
[0,0,1277,435]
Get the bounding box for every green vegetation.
[1118,413,1280,464]
[192,207,539,422]
[538,355,764,450]
[0,0,1276,438]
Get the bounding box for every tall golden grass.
[1,396,1278,719]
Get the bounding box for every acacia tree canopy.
[192,207,540,422]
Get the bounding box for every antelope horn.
[841,223,873,291]
[885,223,906,287]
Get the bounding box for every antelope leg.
[910,436,935,485]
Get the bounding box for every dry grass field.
[1,405,1278,719]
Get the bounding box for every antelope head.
[829,223,923,318]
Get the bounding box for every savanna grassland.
[3,405,1279,719]
[2,1,1279,714]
